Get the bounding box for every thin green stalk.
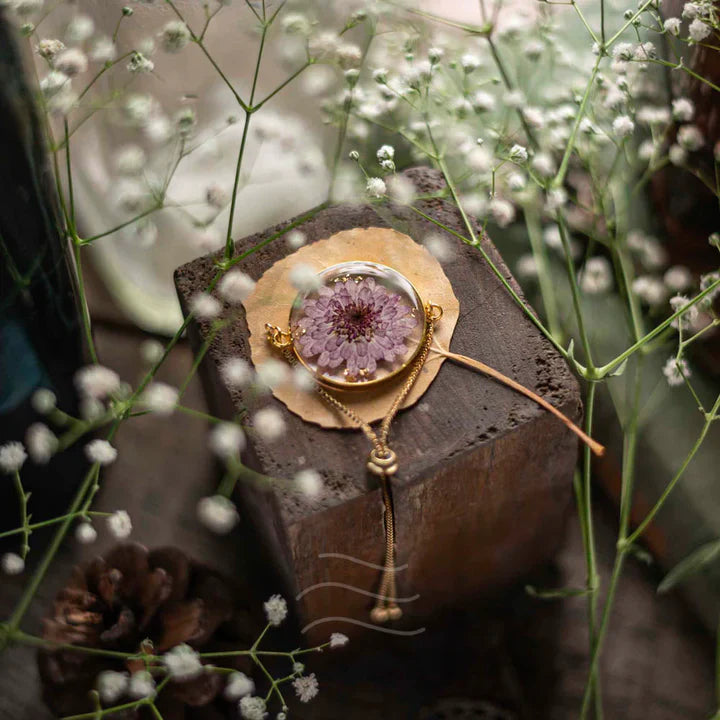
[579,553,626,720]
[12,472,30,559]
[223,21,268,260]
[579,382,601,716]
[4,453,106,638]
[556,214,594,368]
[553,56,602,190]
[0,511,110,539]
[73,242,99,364]
[598,278,720,377]
[80,204,162,245]
[525,206,563,341]
[164,0,249,112]
[623,392,720,547]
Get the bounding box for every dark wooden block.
[174,167,581,644]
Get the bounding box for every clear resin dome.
[289,262,426,388]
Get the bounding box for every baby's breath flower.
[509,144,528,162]
[114,144,146,175]
[689,18,711,41]
[85,440,117,466]
[175,107,196,136]
[124,93,154,126]
[128,670,156,700]
[504,89,525,108]
[670,294,699,330]
[239,696,267,720]
[579,257,613,294]
[54,48,88,76]
[281,12,311,36]
[638,139,657,161]
[205,183,229,209]
[127,51,154,74]
[141,382,178,416]
[523,106,545,129]
[209,423,246,459]
[264,594,287,626]
[329,632,349,648]
[699,271,720,308]
[286,229,306,249]
[225,671,255,700]
[89,36,117,63]
[138,340,164,367]
[683,2,702,19]
[387,175,415,205]
[255,359,289,391]
[428,47,444,64]
[508,172,527,191]
[664,266,693,292]
[308,31,340,61]
[460,53,481,73]
[376,144,395,162]
[107,510,132,539]
[472,90,495,113]
[36,38,65,60]
[489,198,515,228]
[1,552,25,575]
[40,71,70,98]
[221,358,253,389]
[612,115,635,138]
[75,521,97,545]
[531,152,555,178]
[159,20,190,52]
[218,271,256,305]
[162,644,203,681]
[289,263,322,292]
[672,97,694,121]
[669,144,687,166]
[75,365,120,399]
[31,388,56,414]
[292,365,315,392]
[664,17,682,35]
[197,495,240,534]
[516,254,538,279]
[253,407,286,443]
[65,14,94,43]
[295,469,322,498]
[293,673,319,702]
[97,671,128,704]
[663,356,690,386]
[190,293,222,320]
[632,275,667,306]
[0,442,27,474]
[366,177,386,198]
[26,423,58,464]
[424,233,453,262]
[677,124,704,151]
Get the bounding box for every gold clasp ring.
[265,323,294,349]
[425,303,443,323]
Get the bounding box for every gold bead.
[387,604,403,621]
[370,606,390,624]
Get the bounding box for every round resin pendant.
[289,262,426,389]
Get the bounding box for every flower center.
[332,300,377,342]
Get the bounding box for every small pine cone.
[38,543,256,718]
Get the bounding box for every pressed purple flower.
[294,276,418,380]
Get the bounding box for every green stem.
[0,511,110,539]
[556,214,594,368]
[12,472,30,559]
[223,22,268,260]
[80,204,162,245]
[597,278,720,377]
[553,56,601,190]
[73,241,99,364]
[623,392,720,547]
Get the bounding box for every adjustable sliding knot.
[367,447,398,477]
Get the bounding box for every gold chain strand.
[267,304,442,623]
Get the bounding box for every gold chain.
[267,303,442,623]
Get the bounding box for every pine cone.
[38,542,256,718]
